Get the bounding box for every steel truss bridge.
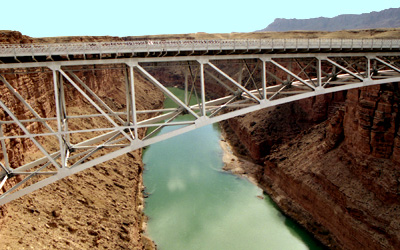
[0,38,400,205]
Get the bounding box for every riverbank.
[219,124,334,249]
[219,83,400,249]
[2,29,399,249]
[220,125,332,249]
[219,129,261,186]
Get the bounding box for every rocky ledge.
[222,83,400,249]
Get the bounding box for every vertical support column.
[366,56,371,79]
[373,60,378,77]
[124,68,131,125]
[332,65,337,78]
[238,63,244,85]
[287,60,292,83]
[184,69,189,105]
[129,65,138,140]
[317,57,322,87]
[261,59,267,100]
[199,61,206,117]
[0,124,10,171]
[59,73,69,146]
[51,66,65,168]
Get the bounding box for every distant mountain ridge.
[260,7,400,32]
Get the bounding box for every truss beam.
[0,44,400,205]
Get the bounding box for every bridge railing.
[0,39,400,58]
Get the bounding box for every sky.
[1,0,399,38]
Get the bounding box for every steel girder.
[0,52,400,205]
[0,39,399,62]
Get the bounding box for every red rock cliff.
[0,31,163,249]
[223,82,400,249]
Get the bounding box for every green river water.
[143,88,325,250]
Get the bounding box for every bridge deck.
[0,39,399,64]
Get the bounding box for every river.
[143,87,325,250]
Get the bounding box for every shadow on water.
[262,193,329,250]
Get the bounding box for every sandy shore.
[219,132,262,186]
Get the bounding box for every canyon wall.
[223,83,400,249]
[1,29,400,249]
[0,32,164,249]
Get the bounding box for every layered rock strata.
[1,29,400,249]
[0,31,163,249]
[223,83,400,249]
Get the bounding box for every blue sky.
[1,0,399,38]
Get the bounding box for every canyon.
[0,29,399,249]
[223,82,400,249]
[0,31,164,249]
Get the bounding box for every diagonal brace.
[326,58,364,81]
[67,70,126,125]
[205,69,236,94]
[135,65,200,118]
[207,62,261,103]
[0,99,62,169]
[269,59,316,90]
[374,57,400,73]
[0,75,56,135]
[0,175,8,190]
[58,69,134,142]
